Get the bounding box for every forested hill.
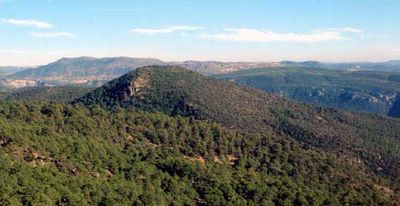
[0,102,395,205]
[0,65,400,205]
[76,66,400,188]
[213,67,400,117]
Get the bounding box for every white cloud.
[30,32,76,38]
[199,28,350,43]
[130,25,203,35]
[0,18,52,29]
[329,27,363,33]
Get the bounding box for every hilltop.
[76,66,400,185]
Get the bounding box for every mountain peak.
[74,65,201,111]
[75,65,400,184]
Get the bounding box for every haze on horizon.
[0,0,399,66]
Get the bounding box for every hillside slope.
[0,102,394,205]
[388,95,400,117]
[76,66,400,187]
[213,67,400,116]
[0,86,94,102]
[0,66,399,204]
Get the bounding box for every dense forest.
[0,102,396,205]
[389,95,400,118]
[0,86,94,103]
[0,66,399,205]
[213,67,400,116]
[77,66,400,181]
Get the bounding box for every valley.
[214,67,400,117]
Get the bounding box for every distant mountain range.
[170,60,281,74]
[1,57,282,88]
[324,60,400,71]
[2,57,399,89]
[4,57,166,87]
[2,56,400,117]
[280,60,400,71]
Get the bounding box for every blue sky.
[0,0,399,66]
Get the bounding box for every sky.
[0,0,399,66]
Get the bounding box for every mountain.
[5,57,400,89]
[5,57,167,88]
[76,66,400,186]
[1,65,400,204]
[324,61,400,71]
[5,57,280,88]
[279,60,400,72]
[280,60,325,68]
[213,67,400,116]
[171,61,281,75]
[386,60,400,65]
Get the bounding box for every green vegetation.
[389,95,400,117]
[0,102,396,205]
[1,66,400,205]
[78,66,400,185]
[213,67,400,116]
[0,86,94,102]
